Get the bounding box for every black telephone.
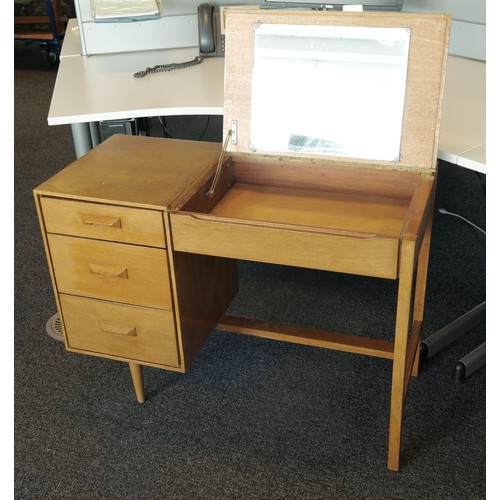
[198,3,225,57]
[134,3,225,77]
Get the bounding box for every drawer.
[41,197,166,247]
[170,211,399,279]
[60,294,179,367]
[48,234,172,309]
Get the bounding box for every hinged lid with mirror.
[170,8,451,279]
[223,8,450,170]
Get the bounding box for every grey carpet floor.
[14,41,486,499]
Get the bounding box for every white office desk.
[439,55,486,173]
[48,20,224,156]
[49,20,486,171]
[50,20,224,122]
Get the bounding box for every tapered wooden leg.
[129,362,146,403]
[411,211,434,378]
[388,240,416,471]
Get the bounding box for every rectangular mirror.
[250,23,410,161]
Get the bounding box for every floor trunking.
[34,8,450,471]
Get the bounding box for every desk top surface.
[49,20,224,124]
[48,19,486,172]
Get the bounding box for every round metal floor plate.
[45,313,64,341]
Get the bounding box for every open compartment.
[170,155,434,280]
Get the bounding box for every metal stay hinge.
[206,127,233,198]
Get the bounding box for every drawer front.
[41,197,166,247]
[60,294,179,367]
[48,234,172,309]
[170,212,399,279]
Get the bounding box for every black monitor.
[261,0,403,11]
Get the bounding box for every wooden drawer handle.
[185,213,377,239]
[89,263,128,279]
[82,213,122,228]
[99,320,137,337]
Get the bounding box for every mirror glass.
[251,24,410,161]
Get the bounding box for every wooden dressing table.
[34,9,450,470]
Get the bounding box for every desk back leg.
[388,239,416,471]
[411,210,434,377]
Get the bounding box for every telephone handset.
[198,3,225,57]
[133,3,224,78]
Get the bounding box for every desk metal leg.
[71,122,92,158]
[420,301,486,382]
[454,341,486,384]
[420,302,485,359]
[71,122,101,158]
[89,121,101,148]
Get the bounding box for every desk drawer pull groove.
[99,320,137,337]
[187,213,377,239]
[82,213,122,228]
[89,263,128,279]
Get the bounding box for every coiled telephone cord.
[134,55,205,78]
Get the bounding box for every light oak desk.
[41,14,484,471]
